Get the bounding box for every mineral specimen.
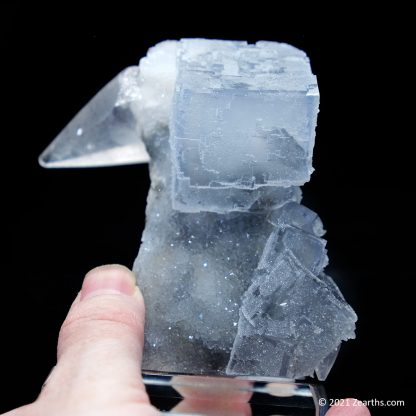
[40,39,357,380]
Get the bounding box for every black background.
[2,3,412,415]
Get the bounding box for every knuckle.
[59,296,143,346]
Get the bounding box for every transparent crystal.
[39,67,150,168]
[171,39,319,213]
[227,217,356,378]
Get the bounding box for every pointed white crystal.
[39,40,179,168]
[39,67,150,168]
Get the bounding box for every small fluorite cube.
[170,39,319,212]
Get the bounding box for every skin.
[1,265,370,416]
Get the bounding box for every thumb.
[36,265,158,416]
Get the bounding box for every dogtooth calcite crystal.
[40,38,357,380]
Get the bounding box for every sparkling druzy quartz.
[40,39,357,380]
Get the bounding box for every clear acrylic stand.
[143,371,329,415]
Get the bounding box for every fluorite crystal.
[171,39,318,213]
[40,39,357,380]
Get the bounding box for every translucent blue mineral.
[171,39,319,213]
[134,40,356,380]
[40,39,357,380]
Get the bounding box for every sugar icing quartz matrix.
[39,39,357,380]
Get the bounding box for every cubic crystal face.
[227,204,356,379]
[171,39,319,213]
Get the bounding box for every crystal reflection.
[144,373,328,415]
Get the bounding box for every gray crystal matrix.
[133,39,356,380]
[40,38,357,380]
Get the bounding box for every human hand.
[3,265,157,416]
[1,265,369,415]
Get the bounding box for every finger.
[37,265,158,415]
[326,398,371,415]
[1,405,32,416]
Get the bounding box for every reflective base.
[143,372,329,415]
